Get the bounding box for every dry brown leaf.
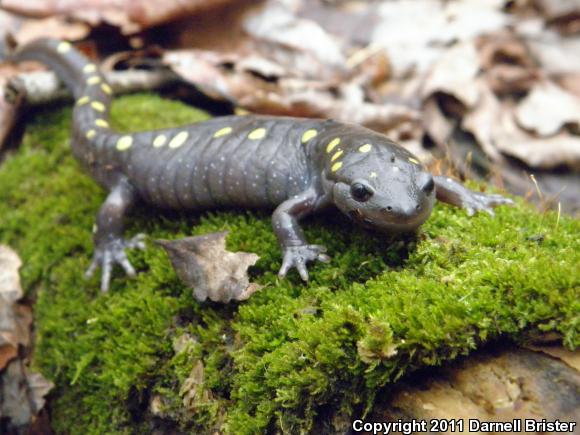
[1,0,238,33]
[26,370,54,412]
[243,0,346,74]
[534,0,580,34]
[372,0,508,76]
[463,80,580,169]
[156,231,262,303]
[0,83,21,153]
[535,0,580,19]
[238,89,420,133]
[422,96,455,147]
[527,35,580,74]
[515,79,580,136]
[1,359,54,429]
[164,49,280,104]
[0,0,121,21]
[478,31,535,70]
[461,80,505,162]
[297,0,381,48]
[421,40,480,108]
[0,10,23,48]
[0,245,24,370]
[554,72,580,98]
[164,49,418,133]
[485,63,540,96]
[497,103,580,170]
[128,0,235,29]
[0,246,53,430]
[13,16,90,45]
[478,31,539,95]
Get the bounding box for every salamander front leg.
[85,180,145,292]
[434,175,514,216]
[273,187,330,281]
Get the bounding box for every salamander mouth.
[348,209,374,226]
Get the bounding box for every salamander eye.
[351,182,373,202]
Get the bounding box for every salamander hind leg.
[434,175,514,216]
[85,179,145,292]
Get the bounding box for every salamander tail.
[12,39,114,135]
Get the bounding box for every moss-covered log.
[0,95,577,434]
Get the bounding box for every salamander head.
[323,139,436,233]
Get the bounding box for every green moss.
[0,94,577,434]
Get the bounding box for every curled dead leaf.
[422,96,455,148]
[372,0,508,77]
[1,0,238,34]
[554,72,580,98]
[1,359,53,429]
[0,245,24,370]
[157,231,262,303]
[461,79,508,163]
[12,16,90,45]
[0,246,53,430]
[243,0,346,74]
[527,35,580,75]
[515,79,580,136]
[421,40,480,109]
[478,31,538,96]
[463,80,580,170]
[0,84,22,154]
[495,98,580,170]
[164,49,418,132]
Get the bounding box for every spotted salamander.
[13,39,513,292]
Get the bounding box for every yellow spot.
[359,143,372,153]
[87,76,101,85]
[369,171,377,178]
[91,101,105,112]
[213,126,232,138]
[83,64,97,74]
[326,138,341,153]
[331,150,343,162]
[86,129,96,139]
[301,129,318,143]
[235,107,249,116]
[101,83,113,95]
[153,135,167,148]
[116,136,133,151]
[408,157,420,164]
[331,162,343,172]
[248,127,266,140]
[77,96,90,106]
[95,119,109,128]
[57,41,71,53]
[169,131,189,149]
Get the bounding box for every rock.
[368,346,580,432]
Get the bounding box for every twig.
[5,68,181,106]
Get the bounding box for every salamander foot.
[278,244,330,281]
[85,233,146,292]
[461,192,514,216]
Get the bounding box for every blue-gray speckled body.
[13,39,513,293]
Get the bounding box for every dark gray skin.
[14,39,513,291]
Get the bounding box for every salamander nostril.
[422,176,435,194]
[416,204,421,211]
